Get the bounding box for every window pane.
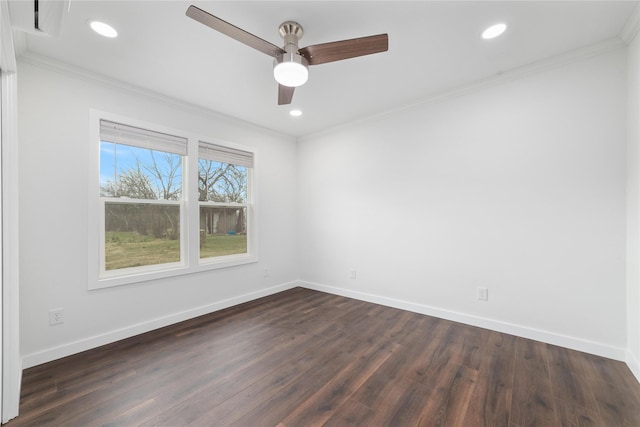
[105,202,180,270]
[197,160,247,203]
[100,142,182,200]
[199,206,247,259]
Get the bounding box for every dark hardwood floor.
[7,287,640,426]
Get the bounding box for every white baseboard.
[21,281,298,369]
[626,349,640,383]
[21,280,633,374]
[299,281,627,362]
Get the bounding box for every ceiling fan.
[186,5,389,105]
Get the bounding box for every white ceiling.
[19,1,638,137]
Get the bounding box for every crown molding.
[300,37,626,142]
[621,3,640,44]
[17,31,628,144]
[17,52,295,141]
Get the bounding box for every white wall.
[298,47,628,359]
[627,20,640,378]
[17,59,298,367]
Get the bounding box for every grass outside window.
[105,231,247,270]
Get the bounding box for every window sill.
[90,255,258,290]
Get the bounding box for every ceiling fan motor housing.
[279,21,304,51]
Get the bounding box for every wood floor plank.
[552,398,608,426]
[321,398,377,427]
[462,331,517,426]
[7,287,640,427]
[273,340,399,426]
[546,344,599,410]
[15,324,291,426]
[349,324,446,411]
[189,334,372,427]
[589,377,640,426]
[387,313,445,348]
[98,398,160,427]
[510,338,556,427]
[581,352,640,400]
[418,364,479,426]
[460,326,493,371]
[367,378,438,426]
[403,322,466,388]
[147,329,339,426]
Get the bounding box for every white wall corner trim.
[21,281,298,369]
[1,71,21,424]
[1,0,21,418]
[299,281,628,362]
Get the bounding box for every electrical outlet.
[49,308,64,325]
[477,287,488,301]
[263,268,269,278]
[349,268,357,279]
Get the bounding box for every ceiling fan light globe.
[274,62,308,87]
[274,53,309,87]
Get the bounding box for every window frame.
[88,110,258,290]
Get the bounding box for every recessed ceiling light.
[289,109,302,117]
[482,23,507,40]
[89,20,118,38]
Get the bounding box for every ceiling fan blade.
[299,34,388,66]
[278,85,295,105]
[186,5,285,58]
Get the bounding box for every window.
[99,120,186,273]
[198,142,253,261]
[89,111,257,289]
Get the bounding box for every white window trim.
[88,109,258,290]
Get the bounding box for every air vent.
[9,0,68,37]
